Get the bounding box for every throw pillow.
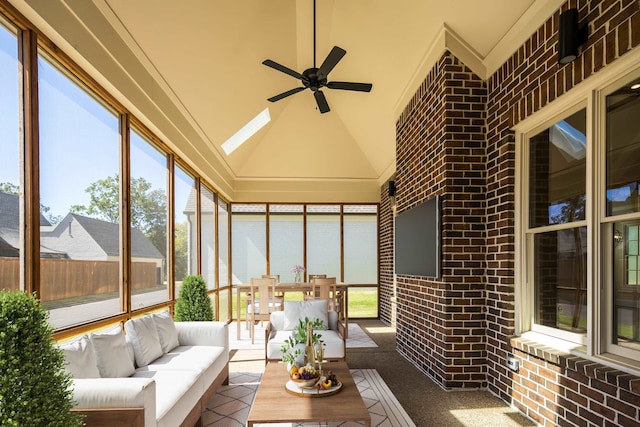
[89,325,135,378]
[124,315,164,367]
[58,334,100,379]
[283,300,328,330]
[152,311,180,353]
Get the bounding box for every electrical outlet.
[506,356,519,372]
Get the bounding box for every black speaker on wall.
[557,8,588,65]
[388,180,396,197]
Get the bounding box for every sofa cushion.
[152,311,180,353]
[267,329,344,360]
[132,369,202,427]
[138,345,227,389]
[59,334,100,379]
[125,315,164,367]
[89,325,136,378]
[283,300,328,330]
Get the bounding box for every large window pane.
[612,220,640,351]
[343,205,378,284]
[231,204,266,284]
[269,204,303,283]
[533,227,587,333]
[130,128,169,310]
[529,109,587,228]
[307,205,340,279]
[218,199,229,288]
[606,78,640,216]
[200,185,216,290]
[38,53,121,328]
[0,24,20,292]
[175,165,196,287]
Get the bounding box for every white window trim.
[514,46,640,372]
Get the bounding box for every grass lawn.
[231,287,378,320]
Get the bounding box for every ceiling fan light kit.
[262,0,372,113]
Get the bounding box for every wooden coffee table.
[247,361,371,426]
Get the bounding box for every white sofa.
[265,300,346,362]
[59,312,229,427]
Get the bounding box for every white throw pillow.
[89,325,135,378]
[124,315,164,367]
[283,300,328,330]
[58,334,100,379]
[152,311,180,353]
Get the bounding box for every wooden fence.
[0,257,159,301]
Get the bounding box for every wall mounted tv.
[394,195,440,277]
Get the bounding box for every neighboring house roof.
[0,235,19,257]
[0,191,51,228]
[183,187,216,215]
[68,214,163,259]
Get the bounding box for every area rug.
[230,322,378,350]
[202,369,415,427]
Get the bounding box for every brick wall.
[379,180,394,326]
[394,53,487,389]
[384,0,640,424]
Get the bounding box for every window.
[269,204,304,282]
[307,205,341,279]
[526,108,587,340]
[605,75,640,358]
[343,205,378,284]
[130,128,169,310]
[38,52,121,328]
[174,165,196,287]
[217,198,230,321]
[200,185,216,290]
[231,204,266,284]
[0,23,20,292]
[520,67,640,365]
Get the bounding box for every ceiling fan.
[262,0,373,114]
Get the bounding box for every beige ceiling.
[12,0,564,202]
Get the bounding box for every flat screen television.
[394,195,440,277]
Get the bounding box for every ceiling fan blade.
[317,46,346,79]
[327,81,373,92]
[314,90,330,113]
[262,59,308,82]
[267,87,306,102]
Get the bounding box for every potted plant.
[174,274,214,321]
[0,290,83,426]
[281,317,324,369]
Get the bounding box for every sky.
[1,24,190,224]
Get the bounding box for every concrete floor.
[230,318,537,427]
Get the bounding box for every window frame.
[515,50,640,372]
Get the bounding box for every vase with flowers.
[290,264,305,284]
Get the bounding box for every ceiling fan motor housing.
[303,68,327,92]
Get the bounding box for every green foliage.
[174,222,189,280]
[280,317,324,365]
[174,275,213,321]
[70,174,168,256]
[0,290,83,427]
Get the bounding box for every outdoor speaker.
[388,180,396,197]
[557,8,587,65]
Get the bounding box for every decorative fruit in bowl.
[290,364,320,388]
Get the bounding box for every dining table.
[234,282,349,340]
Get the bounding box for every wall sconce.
[557,8,588,65]
[614,229,623,247]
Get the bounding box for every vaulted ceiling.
[11,0,564,202]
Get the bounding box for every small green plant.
[174,275,214,321]
[281,317,324,365]
[0,290,83,427]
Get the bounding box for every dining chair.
[248,277,282,344]
[261,274,280,283]
[306,277,338,312]
[308,274,326,281]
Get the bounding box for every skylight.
[221,108,270,155]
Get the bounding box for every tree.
[70,175,167,255]
[174,275,213,321]
[174,221,189,280]
[0,290,84,426]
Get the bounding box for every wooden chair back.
[309,277,337,310]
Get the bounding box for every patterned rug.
[203,369,415,427]
[230,322,378,350]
